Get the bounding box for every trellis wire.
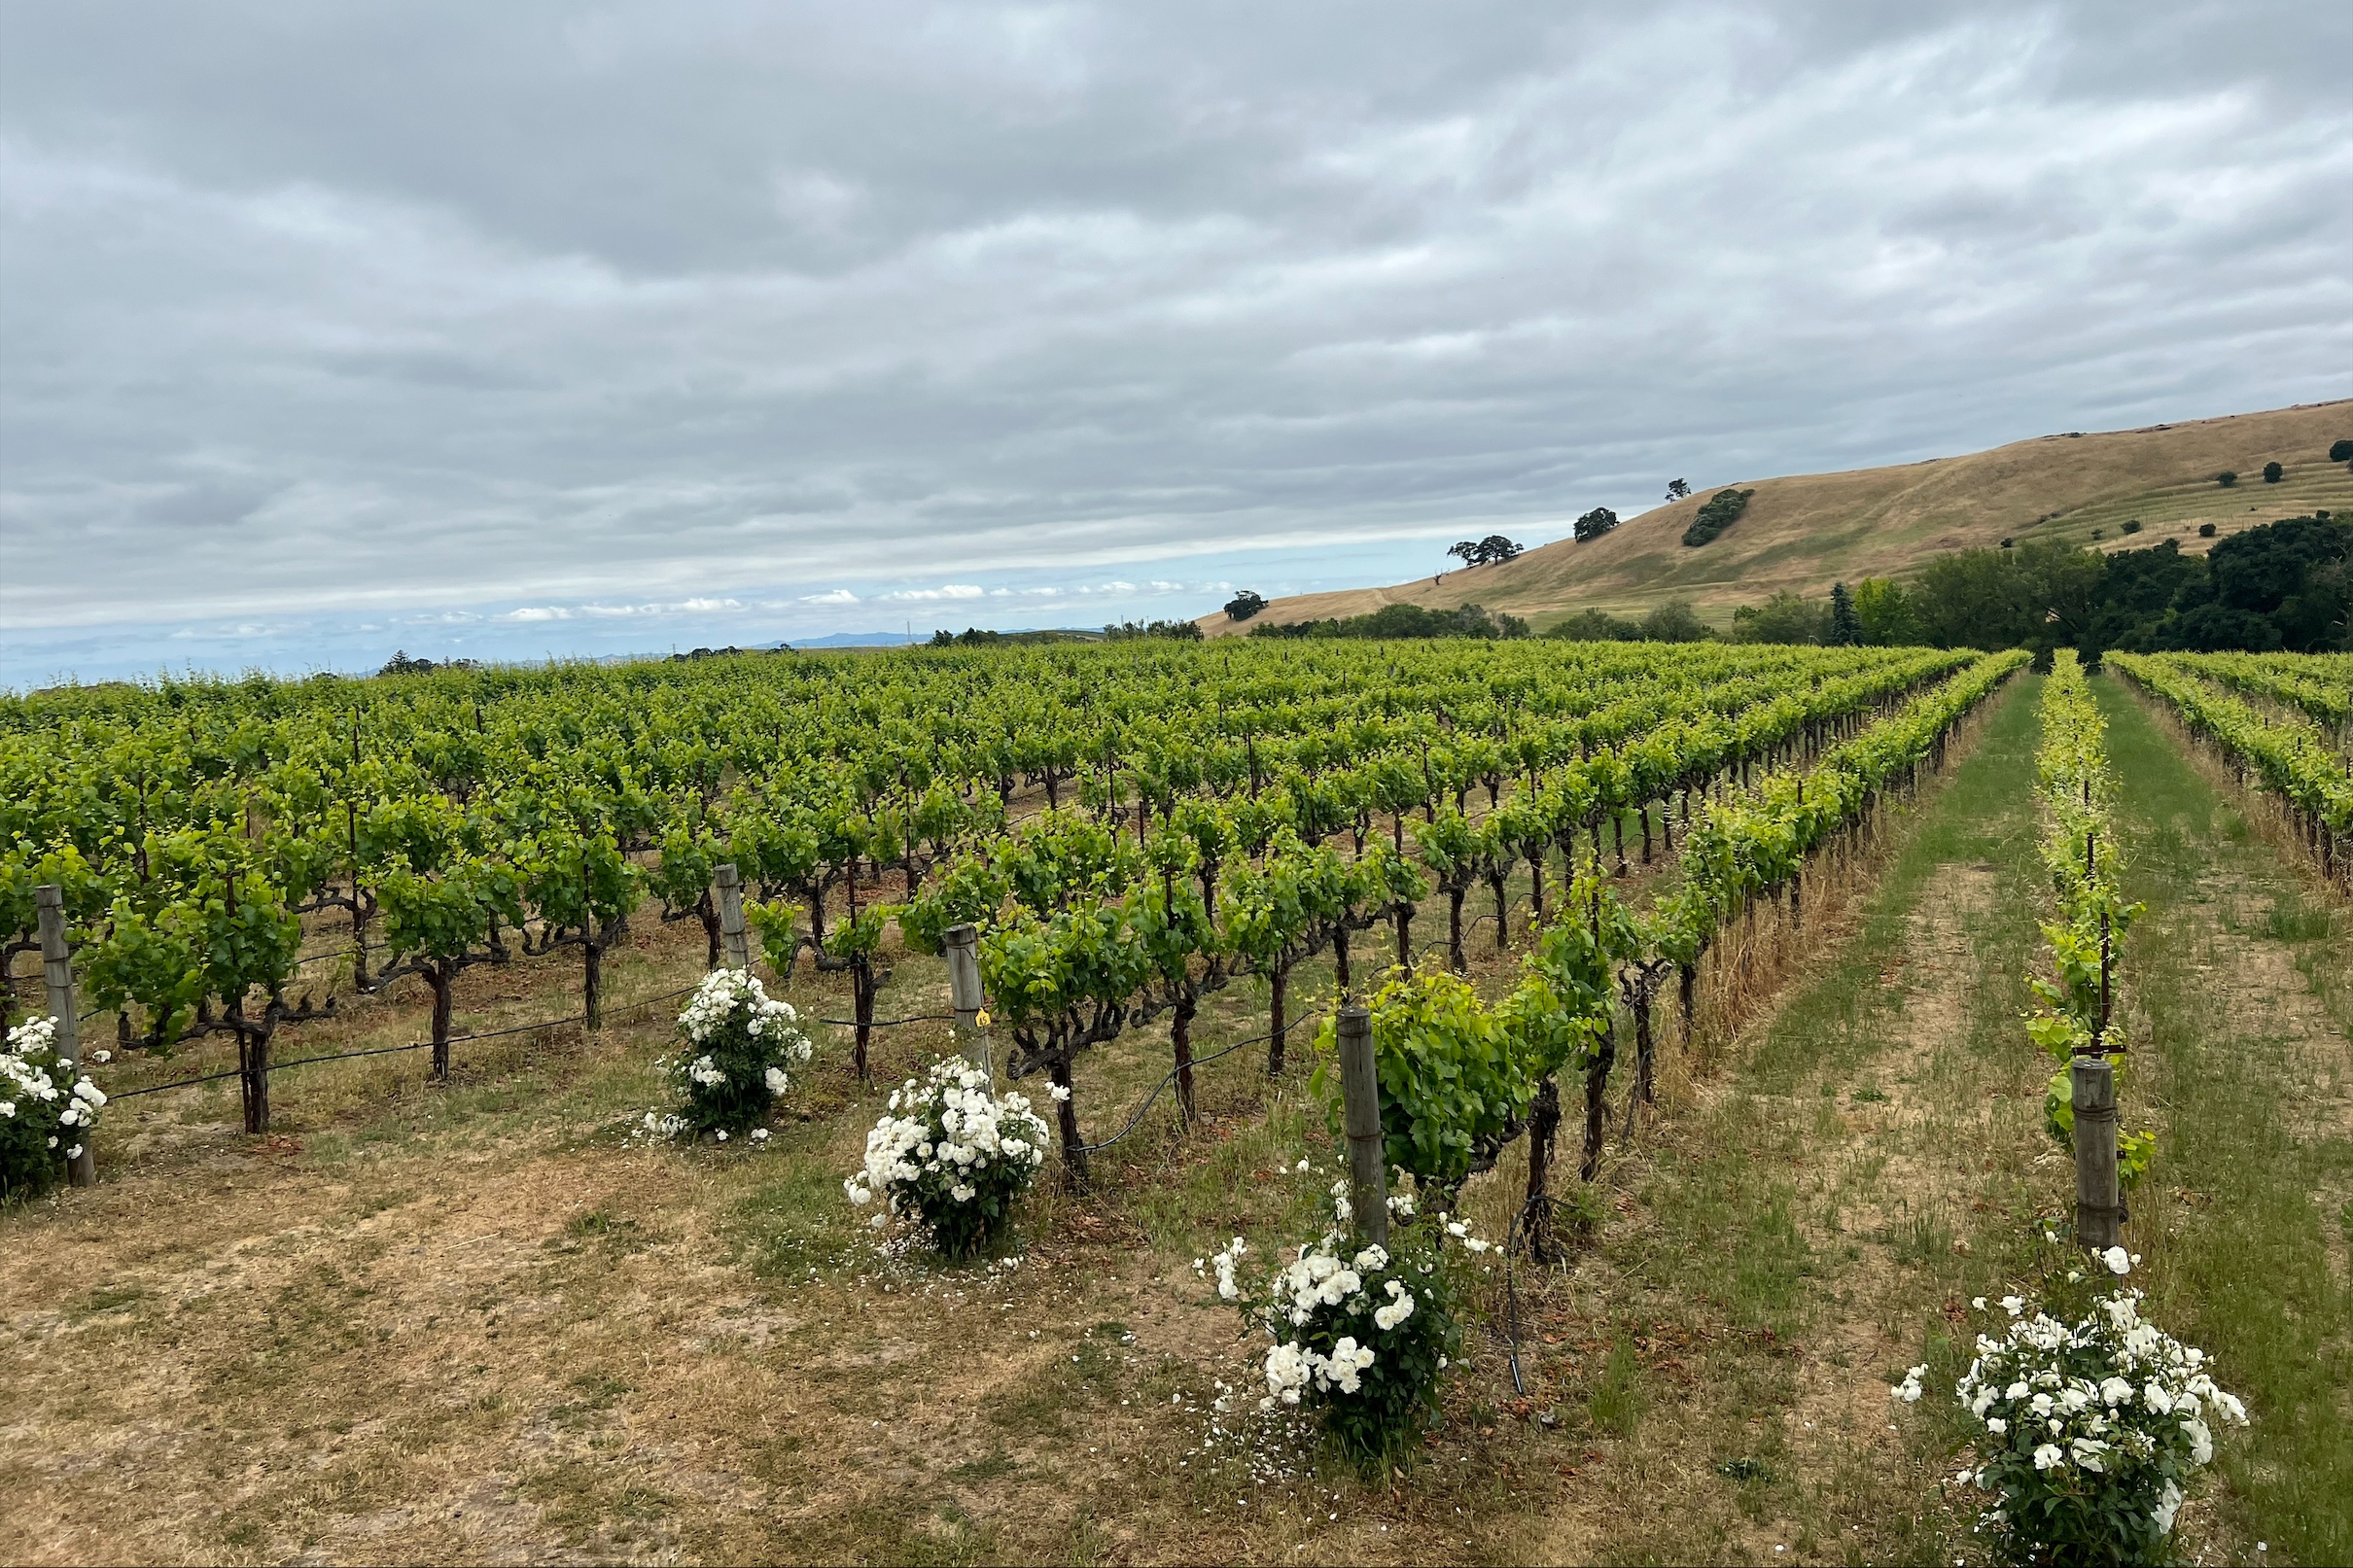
[1065,1009,1325,1154]
[104,979,708,1100]
[92,986,969,1105]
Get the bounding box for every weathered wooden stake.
[943,922,991,1079]
[1337,1005,1388,1247]
[713,862,753,973]
[35,885,95,1188]
[2072,1055,2121,1250]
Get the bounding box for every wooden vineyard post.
[943,923,992,1080]
[35,886,96,1188]
[2072,1055,2121,1251]
[1337,1004,1388,1247]
[713,863,753,974]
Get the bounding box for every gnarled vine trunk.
[429,963,455,1080]
[1050,1056,1087,1189]
[582,936,602,1032]
[1173,993,1197,1123]
[1266,958,1289,1076]
[1580,1018,1617,1181]
[1521,1074,1563,1261]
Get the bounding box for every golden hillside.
[1201,401,2353,635]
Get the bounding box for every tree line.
[1548,512,2348,655]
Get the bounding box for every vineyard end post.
[713,863,753,974]
[1337,1004,1388,1248]
[34,884,95,1188]
[943,922,991,1080]
[2071,1055,2120,1251]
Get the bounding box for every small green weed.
[1589,1338,1643,1437]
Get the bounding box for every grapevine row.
[2109,651,2352,886]
[1323,647,2027,1260]
[2,646,1951,1017]
[2027,652,2153,1208]
[1,643,1979,1152]
[2148,650,2350,735]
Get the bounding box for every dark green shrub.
[1546,608,1639,642]
[1680,488,1754,547]
[1572,506,1619,542]
[1638,599,1710,643]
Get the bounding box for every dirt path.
[1512,678,2055,1563]
[1519,671,2351,1565]
[2091,679,2353,1564]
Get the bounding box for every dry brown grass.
[14,678,2336,1565]
[1202,400,2353,633]
[0,720,1968,1567]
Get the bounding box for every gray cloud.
[2,0,2347,677]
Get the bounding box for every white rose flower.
[2152,1480,2183,1536]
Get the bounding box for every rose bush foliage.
[845,1058,1050,1258]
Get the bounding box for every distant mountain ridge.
[1200,401,2353,635]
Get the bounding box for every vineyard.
[4,641,2349,1564]
[2109,651,2353,885]
[0,640,1992,1151]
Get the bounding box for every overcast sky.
[3,1,2347,682]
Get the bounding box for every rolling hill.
[1200,401,2353,636]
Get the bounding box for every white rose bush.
[844,1058,1051,1259]
[650,969,813,1141]
[1205,1183,1478,1464]
[1898,1252,2248,1566]
[2,1015,105,1200]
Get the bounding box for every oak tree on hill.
[1446,535,1525,568]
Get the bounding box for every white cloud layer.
[880,584,987,602]
[0,0,2346,679]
